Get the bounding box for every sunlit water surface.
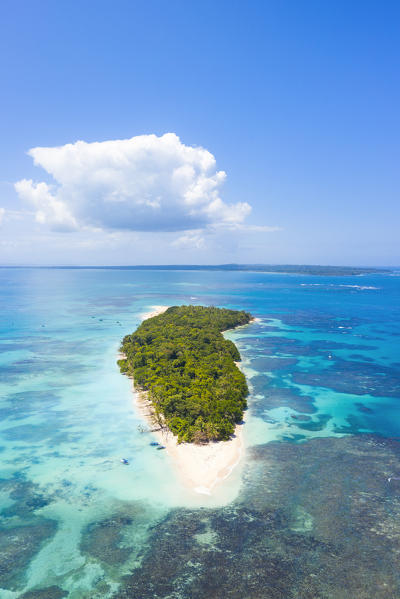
[0,268,399,598]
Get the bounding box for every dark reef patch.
[294,413,331,431]
[79,502,159,574]
[5,390,61,411]
[0,477,57,592]
[237,335,377,373]
[278,311,366,332]
[80,515,133,566]
[0,477,51,519]
[0,355,87,382]
[0,520,57,590]
[290,413,311,421]
[114,435,400,599]
[20,586,68,598]
[239,335,322,358]
[355,402,375,414]
[250,356,298,371]
[2,422,73,445]
[349,353,375,362]
[250,380,316,415]
[333,414,368,435]
[292,358,400,398]
[309,340,378,351]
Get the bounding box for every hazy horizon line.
[0,263,396,270]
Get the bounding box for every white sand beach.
[132,385,244,496]
[124,304,245,495]
[140,305,170,320]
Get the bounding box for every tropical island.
[118,305,252,444]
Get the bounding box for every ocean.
[0,267,399,598]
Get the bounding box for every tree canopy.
[118,305,252,443]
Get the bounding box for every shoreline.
[139,305,170,321]
[124,304,247,496]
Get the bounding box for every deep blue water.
[0,268,399,598]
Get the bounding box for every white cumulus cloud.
[14,180,77,231]
[14,133,251,233]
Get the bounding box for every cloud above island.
[15,133,252,233]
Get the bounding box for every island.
[118,305,253,494]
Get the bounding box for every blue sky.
[0,0,399,265]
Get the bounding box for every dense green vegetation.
[118,305,252,443]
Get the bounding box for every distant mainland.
[1,264,392,276]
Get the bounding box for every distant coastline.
[0,264,394,276]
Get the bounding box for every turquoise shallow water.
[0,268,399,598]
